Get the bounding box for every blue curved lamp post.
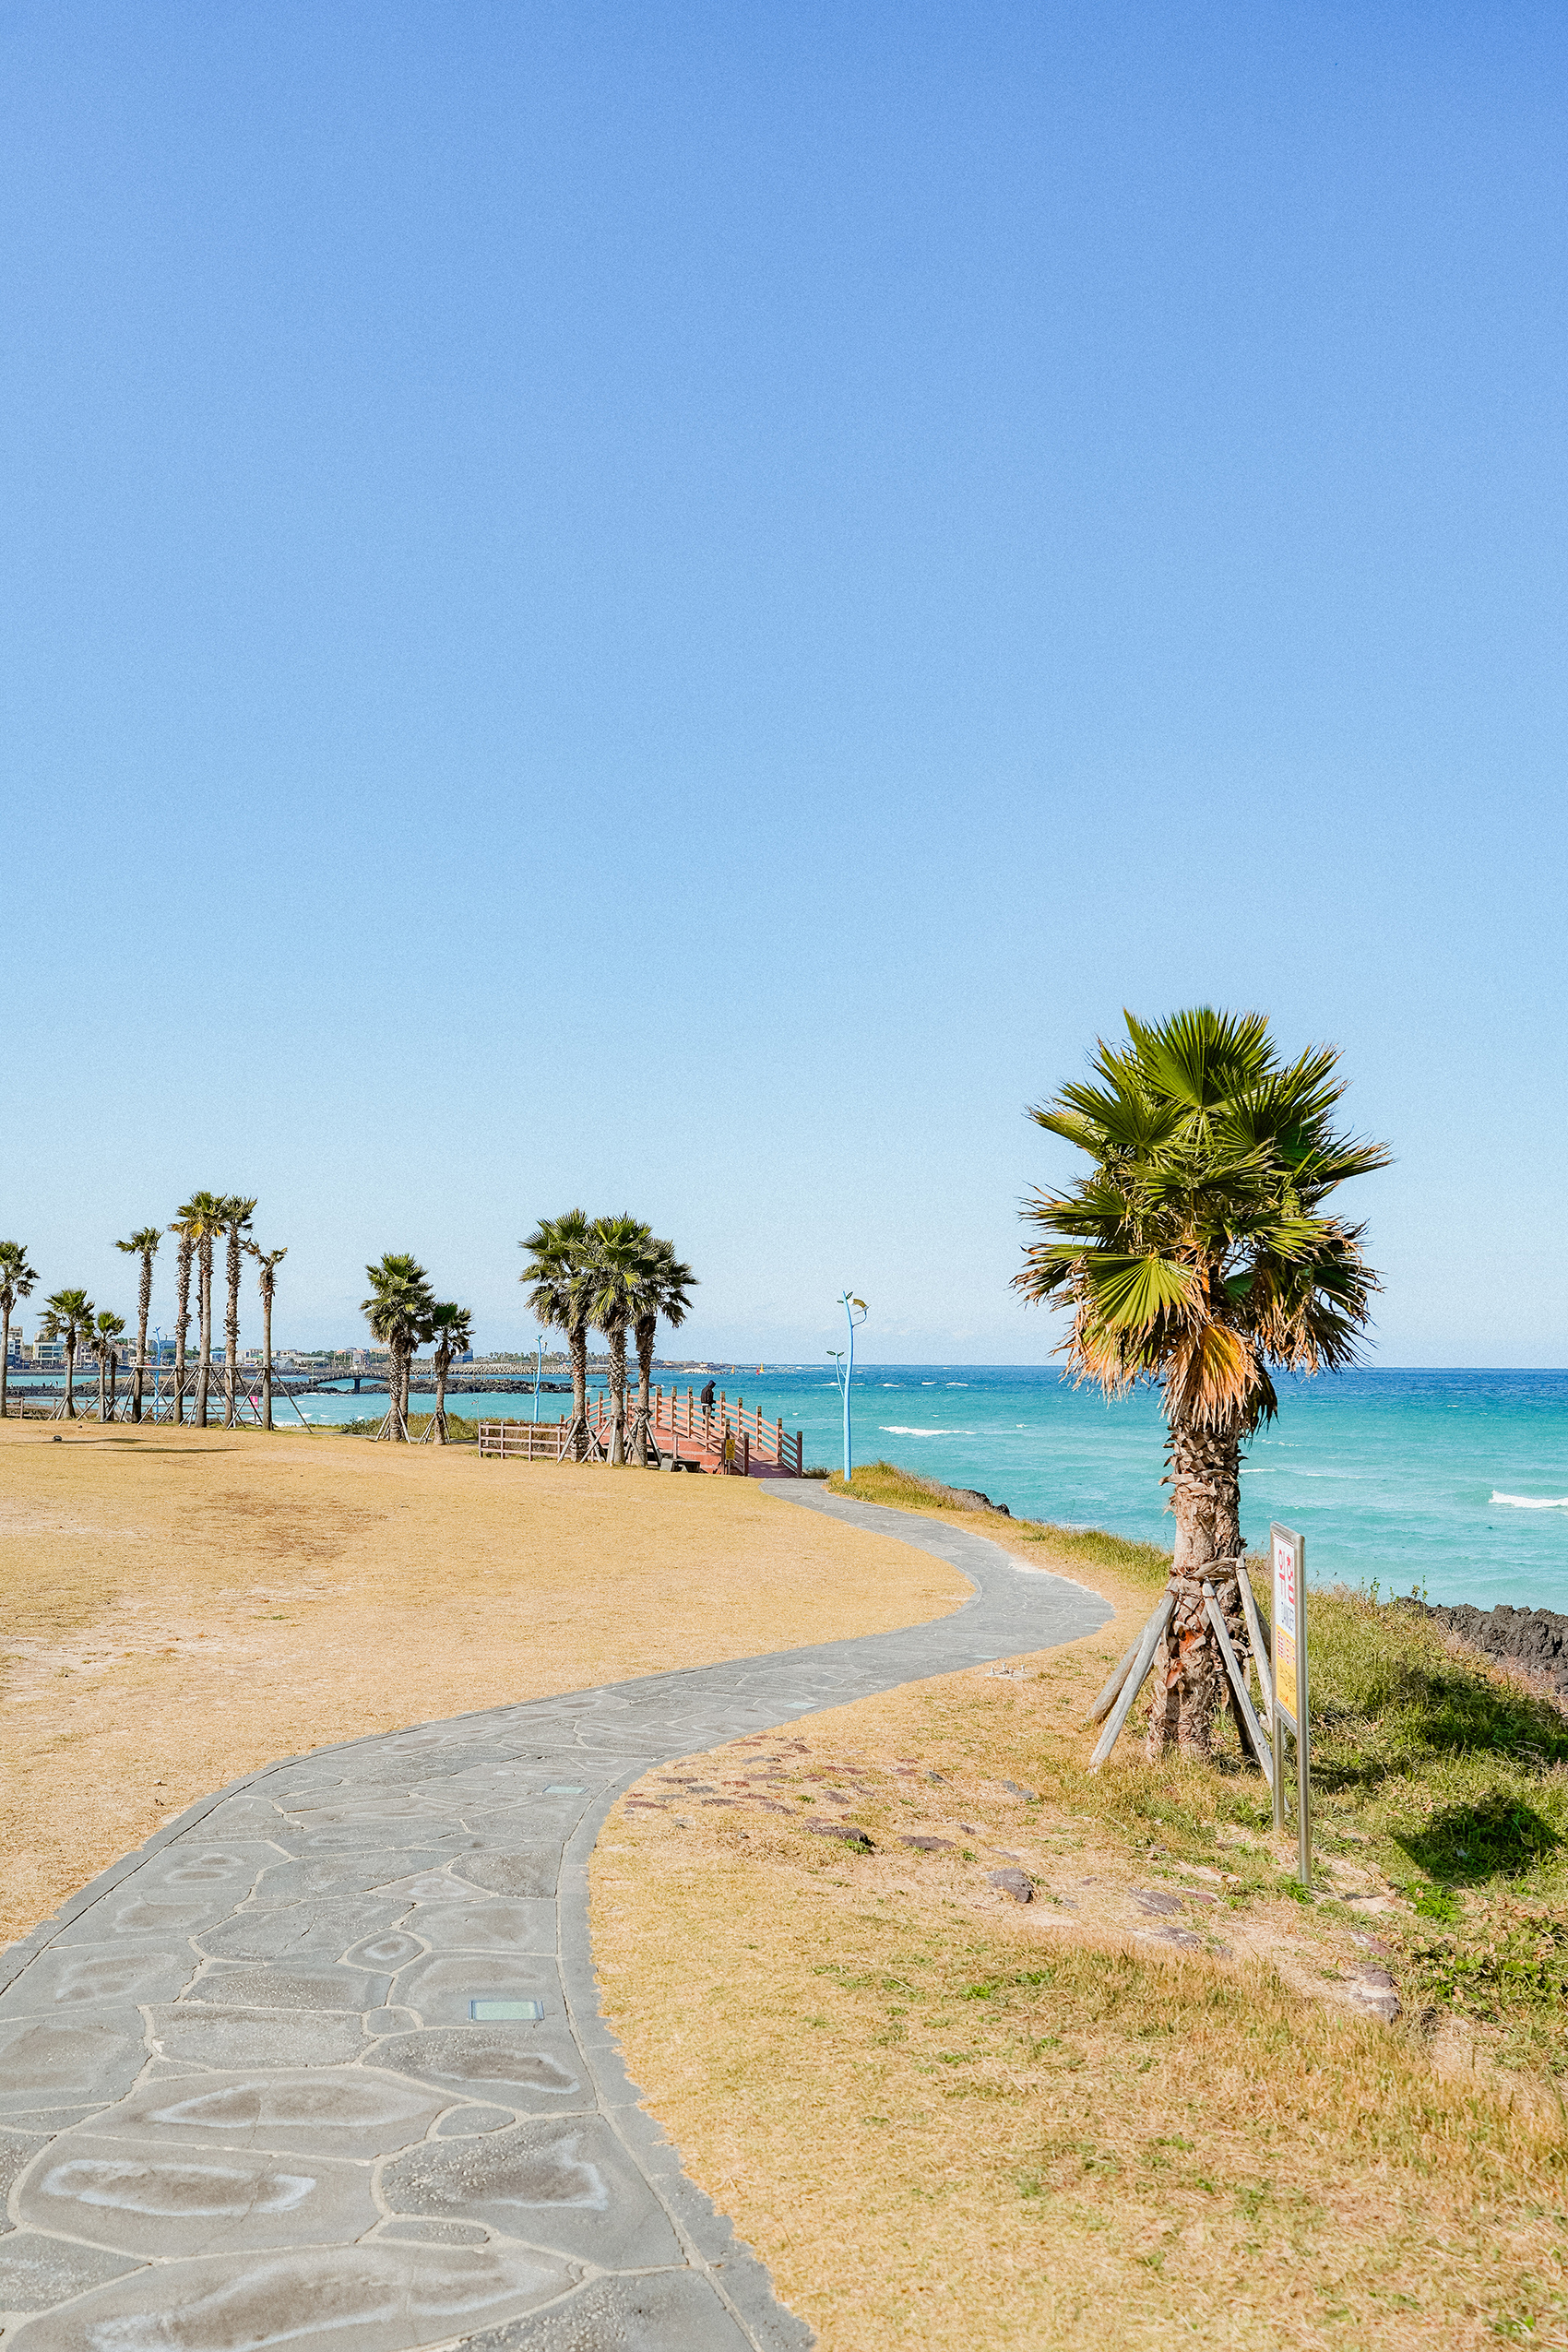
[531,1336,546,1423]
[828,1292,868,1481]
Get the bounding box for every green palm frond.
[1016,1006,1388,1432]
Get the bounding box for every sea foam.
[1491,1491,1568,1510]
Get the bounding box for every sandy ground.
[0,1422,964,1948]
[592,1529,1568,2349]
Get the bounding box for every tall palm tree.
[0,1241,39,1422]
[587,1216,655,1467]
[361,1253,435,1440]
[218,1196,256,1426]
[519,1211,597,1460]
[113,1228,161,1423]
[630,1239,697,1466]
[1016,1007,1388,1761]
[89,1310,126,1423]
[426,1301,473,1443]
[168,1215,196,1425]
[39,1289,94,1420]
[175,1193,226,1428]
[249,1244,287,1431]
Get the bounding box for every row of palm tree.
[0,1197,287,1428]
[520,1212,695,1464]
[361,1254,472,1441]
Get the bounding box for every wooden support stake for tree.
[1089,1592,1175,1771]
[1086,1631,1145,1728]
[1235,1563,1273,1728]
[1203,1580,1274,1789]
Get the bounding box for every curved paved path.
[0,1486,1110,2352]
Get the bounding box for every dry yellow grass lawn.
[0,1421,963,1948]
[594,1502,1568,2349]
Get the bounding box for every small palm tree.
[426,1301,473,1443]
[167,1215,196,1424]
[89,1310,126,1423]
[217,1196,257,1427]
[248,1244,287,1431]
[1016,1007,1388,1761]
[175,1193,227,1428]
[588,1215,656,1466]
[39,1289,94,1419]
[630,1239,697,1466]
[0,1241,39,1422]
[113,1228,161,1422]
[520,1211,597,1460]
[362,1253,435,1439]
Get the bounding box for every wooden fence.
[477,1419,573,1461]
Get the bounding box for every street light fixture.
[828,1292,868,1482]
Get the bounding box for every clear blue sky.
[3,4,1563,1363]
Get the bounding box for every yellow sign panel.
[1272,1526,1301,1725]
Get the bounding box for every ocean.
[66,1362,1568,1612]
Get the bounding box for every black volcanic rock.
[1414,1600,1568,1698]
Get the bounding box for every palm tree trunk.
[1,1301,9,1421]
[133,1253,151,1422]
[108,1351,118,1421]
[196,1242,213,1428]
[434,1347,448,1443]
[64,1338,77,1419]
[607,1328,627,1465]
[569,1322,588,1459]
[223,1228,242,1426]
[634,1321,655,1466]
[261,1288,274,1431]
[1146,1414,1246,1760]
[172,1240,191,1426]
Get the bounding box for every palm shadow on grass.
[1396,1792,1562,1887]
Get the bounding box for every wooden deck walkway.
[479,1386,804,1477]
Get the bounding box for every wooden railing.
[481,1392,805,1476]
[477,1418,573,1461]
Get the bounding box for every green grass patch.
[330,1410,480,1444]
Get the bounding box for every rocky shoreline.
[1411,1598,1568,1700]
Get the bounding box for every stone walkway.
[0,1486,1110,2351]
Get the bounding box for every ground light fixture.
[828,1291,868,1481]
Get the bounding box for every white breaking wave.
[881,1425,968,1437]
[1491,1491,1568,1510]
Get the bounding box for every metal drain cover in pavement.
[469,1998,545,2021]
[544,1784,586,1795]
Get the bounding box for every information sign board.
[1270,1521,1311,1885]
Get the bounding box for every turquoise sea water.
[98,1363,1568,1611]
[295,1364,1568,1612]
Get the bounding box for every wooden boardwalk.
[479,1386,804,1477]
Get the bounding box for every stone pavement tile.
[0,2128,48,2235]
[455,1851,561,1900]
[391,1953,562,2027]
[54,1894,235,1945]
[251,1852,455,1907]
[432,2104,515,2140]
[147,2004,374,2070]
[0,2232,147,2315]
[17,2133,377,2256]
[379,2218,491,2245]
[379,2115,683,2270]
[184,1963,391,2011]
[460,2270,758,2352]
[198,1902,415,1964]
[134,1843,288,1895]
[0,2021,147,2120]
[372,2027,588,2113]
[0,1944,196,2016]
[409,1901,557,1954]
[80,2067,451,2158]
[283,1823,487,1856]
[4,2240,581,2352]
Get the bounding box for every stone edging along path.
[0,1484,1111,2352]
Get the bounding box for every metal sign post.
[1270,1522,1311,1887]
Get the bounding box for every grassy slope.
[593,1463,1568,2347]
